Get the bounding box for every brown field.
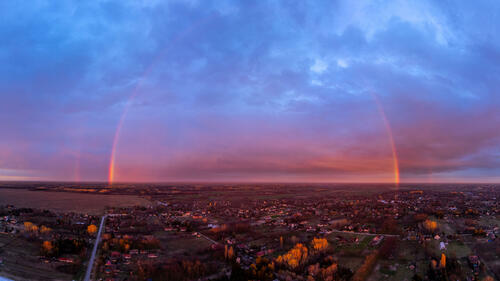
[0,234,72,281]
[0,188,151,214]
[156,231,213,257]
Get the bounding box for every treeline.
[40,237,88,258]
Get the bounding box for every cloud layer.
[1,0,500,182]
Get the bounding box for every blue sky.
[1,0,500,183]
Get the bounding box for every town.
[0,183,498,280]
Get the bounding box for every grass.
[478,216,500,228]
[158,233,213,257]
[331,235,374,254]
[369,262,414,281]
[427,240,471,258]
[340,256,365,271]
[436,220,456,235]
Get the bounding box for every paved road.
[84,214,107,281]
[330,229,399,237]
[197,232,218,244]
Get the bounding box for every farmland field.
[155,232,213,257]
[0,234,72,281]
[0,188,150,214]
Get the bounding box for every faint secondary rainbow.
[108,14,218,185]
[371,94,400,187]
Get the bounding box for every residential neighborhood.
[0,183,499,280]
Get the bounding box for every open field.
[155,232,213,258]
[0,234,72,281]
[0,188,150,214]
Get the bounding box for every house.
[371,235,384,246]
[468,255,480,272]
[111,251,121,259]
[58,257,74,263]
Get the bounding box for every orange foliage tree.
[87,224,98,235]
[276,243,308,269]
[24,221,36,232]
[41,240,54,256]
[311,237,328,252]
[308,262,338,280]
[440,253,446,269]
[40,225,51,234]
[423,219,438,232]
[224,245,235,260]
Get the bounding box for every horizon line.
[1,179,499,185]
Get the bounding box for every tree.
[276,243,308,269]
[381,218,400,234]
[230,263,247,281]
[379,237,398,259]
[423,219,438,232]
[440,253,446,269]
[41,240,54,256]
[40,225,51,234]
[311,237,328,252]
[322,262,338,280]
[412,274,423,281]
[414,214,428,222]
[87,224,98,235]
[247,257,275,281]
[24,221,36,232]
[352,251,379,281]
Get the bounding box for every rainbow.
[372,94,400,187]
[107,14,218,185]
[109,93,401,187]
[108,101,131,185]
[107,19,400,187]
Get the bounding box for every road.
[197,232,218,244]
[329,229,399,237]
[83,214,107,281]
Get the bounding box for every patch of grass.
[161,234,212,256]
[340,256,364,271]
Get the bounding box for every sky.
[1,0,500,183]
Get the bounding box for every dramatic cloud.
[1,0,500,182]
